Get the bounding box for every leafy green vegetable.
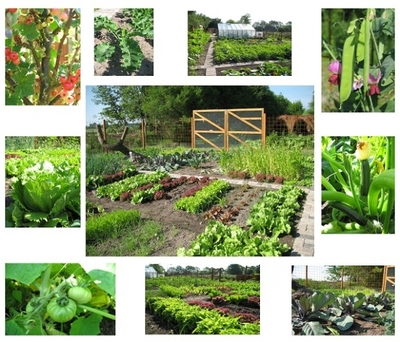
[7,161,80,227]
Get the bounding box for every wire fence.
[292,266,393,293]
[86,114,313,152]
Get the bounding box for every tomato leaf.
[5,263,49,285]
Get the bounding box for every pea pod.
[340,22,358,106]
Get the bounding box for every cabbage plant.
[6,161,80,227]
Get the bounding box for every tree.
[305,91,315,114]
[239,13,251,24]
[226,264,244,275]
[91,86,145,125]
[149,264,165,275]
[92,85,293,125]
[287,100,305,114]
[184,266,198,275]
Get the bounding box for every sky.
[190,5,292,25]
[85,85,314,126]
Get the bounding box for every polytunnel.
[217,23,256,39]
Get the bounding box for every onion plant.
[321,136,395,233]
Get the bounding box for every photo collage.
[2,0,397,339]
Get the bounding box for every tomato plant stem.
[78,304,116,320]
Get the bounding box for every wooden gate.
[192,108,266,150]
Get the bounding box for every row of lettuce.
[5,149,80,227]
[87,169,306,256]
[146,276,260,334]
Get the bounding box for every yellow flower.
[355,141,371,160]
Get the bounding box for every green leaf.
[69,314,102,335]
[94,43,115,63]
[13,73,36,98]
[301,321,326,335]
[120,37,143,71]
[5,263,49,285]
[18,22,40,41]
[88,269,116,296]
[335,315,354,331]
[5,320,25,335]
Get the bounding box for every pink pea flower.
[328,60,342,86]
[368,70,382,96]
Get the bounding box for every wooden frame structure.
[192,108,266,150]
[381,265,395,292]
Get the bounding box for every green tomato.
[68,286,92,304]
[26,298,40,314]
[46,296,77,323]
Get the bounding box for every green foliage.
[188,28,211,73]
[95,171,168,200]
[86,212,165,256]
[146,296,259,334]
[6,160,80,227]
[177,220,290,256]
[292,290,395,335]
[174,180,231,213]
[5,263,115,335]
[221,61,291,76]
[322,8,395,112]
[94,13,148,73]
[219,136,314,186]
[5,9,80,105]
[86,153,134,178]
[121,8,154,38]
[86,209,141,242]
[247,185,306,237]
[322,136,395,233]
[214,38,291,64]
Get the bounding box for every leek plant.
[321,136,395,233]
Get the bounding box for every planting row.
[146,297,260,334]
[178,185,306,256]
[213,38,291,64]
[93,171,231,211]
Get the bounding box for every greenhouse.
[217,23,256,39]
[145,266,158,278]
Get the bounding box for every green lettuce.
[8,161,80,227]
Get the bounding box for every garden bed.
[145,276,260,334]
[86,168,308,256]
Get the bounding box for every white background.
[1,0,399,340]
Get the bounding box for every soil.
[94,11,153,76]
[85,161,304,256]
[145,294,260,335]
[292,315,387,336]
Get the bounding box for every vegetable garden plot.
[145,276,260,335]
[86,170,307,256]
[292,291,394,335]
